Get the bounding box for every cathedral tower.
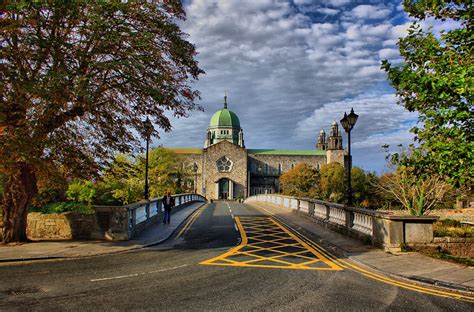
[316,128,327,150]
[326,120,344,165]
[204,95,244,148]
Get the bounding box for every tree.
[66,180,96,208]
[319,163,345,202]
[381,0,473,188]
[376,167,451,216]
[279,163,320,198]
[0,2,204,242]
[145,148,191,197]
[95,153,143,205]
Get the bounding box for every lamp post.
[193,163,198,193]
[340,108,358,206]
[142,117,154,200]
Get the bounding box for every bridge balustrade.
[244,194,437,252]
[93,193,206,240]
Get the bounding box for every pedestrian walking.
[163,191,175,224]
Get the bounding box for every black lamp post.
[193,163,198,193]
[142,117,154,200]
[340,108,358,206]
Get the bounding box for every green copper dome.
[209,96,240,128]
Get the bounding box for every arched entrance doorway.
[216,178,234,200]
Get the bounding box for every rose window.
[216,156,233,172]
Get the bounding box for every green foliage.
[94,148,192,205]
[279,163,320,198]
[141,148,190,198]
[318,163,346,202]
[437,218,462,227]
[377,166,451,216]
[30,202,92,214]
[434,219,474,238]
[95,154,143,205]
[66,180,96,207]
[381,0,473,188]
[279,162,381,207]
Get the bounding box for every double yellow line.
[261,210,474,303]
[175,204,207,239]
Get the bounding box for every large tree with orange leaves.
[0,1,204,242]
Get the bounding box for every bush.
[433,219,474,238]
[30,202,93,214]
[66,180,96,206]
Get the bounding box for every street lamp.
[193,163,198,193]
[142,117,154,200]
[340,108,358,206]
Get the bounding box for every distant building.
[167,96,345,200]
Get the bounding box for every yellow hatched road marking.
[269,214,474,303]
[200,216,343,271]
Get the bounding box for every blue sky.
[155,0,444,174]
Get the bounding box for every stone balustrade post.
[145,203,150,220]
[345,210,354,229]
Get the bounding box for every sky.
[154,0,444,174]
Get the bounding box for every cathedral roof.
[209,96,241,129]
[248,149,326,156]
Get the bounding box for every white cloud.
[316,8,340,16]
[157,1,420,173]
[294,92,417,171]
[351,5,392,20]
[327,0,351,7]
[378,48,400,60]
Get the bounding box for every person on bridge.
[163,191,175,224]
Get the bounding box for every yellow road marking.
[200,216,343,271]
[175,204,207,239]
[268,213,474,303]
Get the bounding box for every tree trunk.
[1,162,37,243]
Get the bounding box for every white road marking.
[148,264,188,274]
[231,214,235,219]
[234,223,239,232]
[90,264,188,282]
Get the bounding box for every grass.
[429,250,474,267]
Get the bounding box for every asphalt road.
[0,202,472,311]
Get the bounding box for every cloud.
[316,7,340,16]
[156,0,421,173]
[294,92,417,171]
[351,5,392,20]
[327,0,351,7]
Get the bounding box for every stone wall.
[27,212,97,240]
[248,154,326,174]
[248,154,326,194]
[433,237,474,258]
[179,153,204,195]
[203,140,248,199]
[326,149,345,165]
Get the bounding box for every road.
[0,202,472,311]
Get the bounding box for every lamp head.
[340,112,349,132]
[143,117,154,137]
[347,107,358,127]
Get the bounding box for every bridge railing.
[93,193,206,240]
[245,194,437,252]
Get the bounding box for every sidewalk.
[248,201,474,293]
[0,202,206,262]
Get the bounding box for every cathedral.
[167,96,345,200]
